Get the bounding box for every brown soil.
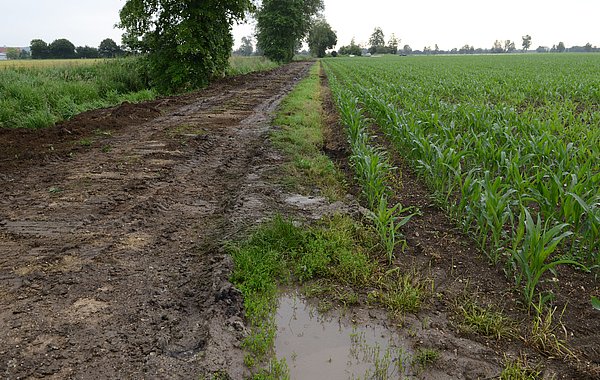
[319,68,600,379]
[0,61,314,379]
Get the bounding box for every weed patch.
[229,215,375,376]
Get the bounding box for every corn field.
[324,54,600,304]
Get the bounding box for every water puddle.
[275,293,413,379]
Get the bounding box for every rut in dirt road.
[0,61,313,379]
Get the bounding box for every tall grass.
[0,57,154,129]
[226,56,279,76]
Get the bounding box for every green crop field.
[323,54,600,305]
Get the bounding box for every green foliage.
[591,296,600,311]
[6,48,20,60]
[338,38,362,56]
[49,39,77,59]
[308,19,337,58]
[510,208,583,305]
[366,196,415,263]
[256,0,324,63]
[234,36,254,56]
[500,356,541,380]
[30,39,49,59]
[271,63,345,201]
[522,35,532,51]
[413,348,439,369]
[456,299,514,339]
[119,0,252,93]
[225,56,279,76]
[76,46,100,59]
[368,27,385,54]
[98,38,122,58]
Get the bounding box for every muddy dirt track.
[0,61,313,379]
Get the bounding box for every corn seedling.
[510,208,583,306]
[366,196,416,263]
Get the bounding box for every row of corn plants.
[330,75,415,263]
[323,55,599,306]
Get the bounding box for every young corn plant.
[352,147,392,210]
[366,195,416,263]
[510,208,583,306]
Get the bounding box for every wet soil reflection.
[275,293,412,379]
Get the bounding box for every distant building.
[0,53,7,60]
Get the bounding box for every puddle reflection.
[275,293,412,379]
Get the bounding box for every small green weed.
[413,348,440,369]
[79,138,93,147]
[455,298,514,339]
[528,299,573,358]
[375,268,429,315]
[500,355,541,380]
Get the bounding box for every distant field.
[0,58,107,69]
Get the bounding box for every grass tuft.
[455,298,515,339]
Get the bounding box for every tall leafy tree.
[368,27,385,54]
[308,19,337,58]
[522,35,532,51]
[256,0,324,63]
[98,38,122,58]
[6,48,20,60]
[235,36,254,56]
[30,39,49,59]
[557,41,566,52]
[504,40,516,53]
[387,34,399,55]
[119,0,253,93]
[49,39,77,59]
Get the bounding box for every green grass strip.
[271,62,346,201]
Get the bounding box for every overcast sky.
[1,0,599,50]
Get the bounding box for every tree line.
[28,38,123,60]
[336,29,599,56]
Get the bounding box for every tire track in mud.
[0,61,313,379]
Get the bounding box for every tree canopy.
[119,0,253,93]
[99,38,122,58]
[308,19,337,58]
[49,39,76,59]
[234,36,254,56]
[522,35,532,51]
[256,0,324,63]
[368,27,385,54]
[30,39,49,59]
